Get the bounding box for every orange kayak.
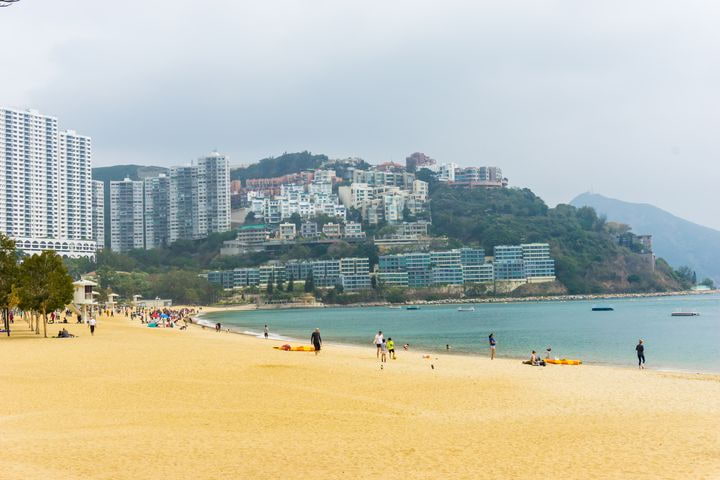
[545,358,582,365]
[274,345,316,352]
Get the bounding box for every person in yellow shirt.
[387,337,396,360]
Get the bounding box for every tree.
[230,151,328,182]
[288,212,303,229]
[276,274,285,292]
[700,278,715,289]
[287,273,294,292]
[674,266,694,288]
[304,271,315,292]
[0,234,19,336]
[266,273,274,296]
[18,251,74,338]
[244,211,257,225]
[327,240,354,258]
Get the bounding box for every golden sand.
[1,311,719,480]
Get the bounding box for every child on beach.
[264,325,269,339]
[380,339,388,363]
[387,338,395,360]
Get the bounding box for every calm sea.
[201,294,720,373]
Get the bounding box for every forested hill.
[571,193,720,284]
[230,151,328,182]
[92,164,169,183]
[430,186,686,294]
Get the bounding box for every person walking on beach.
[89,316,96,336]
[264,324,269,339]
[380,339,388,363]
[311,328,322,355]
[373,331,384,358]
[489,333,496,360]
[387,337,396,360]
[636,339,645,369]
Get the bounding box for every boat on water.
[388,306,402,309]
[457,307,475,312]
[406,306,420,310]
[591,306,614,311]
[671,311,700,317]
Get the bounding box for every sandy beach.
[1,311,719,480]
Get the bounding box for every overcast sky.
[3,0,719,229]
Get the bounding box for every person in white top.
[373,331,384,358]
[89,317,97,336]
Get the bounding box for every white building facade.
[110,178,144,252]
[92,180,105,249]
[169,152,231,243]
[0,108,97,258]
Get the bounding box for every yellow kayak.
[274,345,316,352]
[545,358,582,365]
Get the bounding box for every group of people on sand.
[283,324,649,370]
[372,331,397,363]
[489,332,649,369]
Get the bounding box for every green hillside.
[571,192,720,284]
[430,186,686,294]
[230,151,327,182]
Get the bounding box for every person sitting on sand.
[523,351,539,365]
[58,328,74,338]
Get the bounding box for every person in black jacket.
[636,339,645,369]
[311,328,322,356]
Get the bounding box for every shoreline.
[190,313,720,377]
[210,288,720,311]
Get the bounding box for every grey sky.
[3,0,720,229]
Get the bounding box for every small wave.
[240,330,292,341]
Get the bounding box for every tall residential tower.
[109,178,144,252]
[0,108,97,257]
[169,152,230,243]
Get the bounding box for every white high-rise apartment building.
[144,174,170,249]
[110,178,144,252]
[58,130,93,242]
[0,108,97,258]
[168,152,230,242]
[199,152,231,236]
[92,180,105,248]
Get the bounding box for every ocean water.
[201,294,720,373]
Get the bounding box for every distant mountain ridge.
[570,193,720,283]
